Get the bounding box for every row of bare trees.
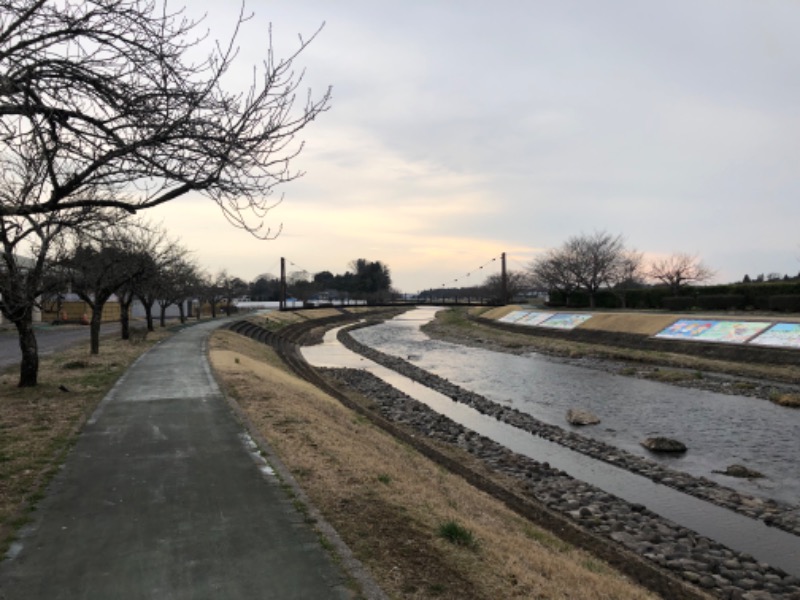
[0,1,328,386]
[526,231,714,307]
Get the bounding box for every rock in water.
[716,464,764,479]
[640,437,687,453]
[566,409,601,426]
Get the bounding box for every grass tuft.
[437,520,478,550]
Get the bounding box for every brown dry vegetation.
[209,329,657,600]
[770,392,800,407]
[0,328,171,551]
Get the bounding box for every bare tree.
[198,271,225,318]
[0,0,330,235]
[564,231,626,308]
[529,247,580,305]
[612,249,645,308]
[132,235,189,331]
[215,271,248,316]
[156,257,201,325]
[483,271,529,304]
[0,0,329,385]
[0,147,113,384]
[648,253,715,295]
[529,231,628,308]
[64,226,150,354]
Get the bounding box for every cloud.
[156,0,800,292]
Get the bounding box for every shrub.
[696,294,746,310]
[662,296,696,311]
[768,295,800,312]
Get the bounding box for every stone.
[640,437,687,453]
[566,408,601,426]
[714,464,765,479]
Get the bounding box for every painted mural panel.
[696,321,772,344]
[498,311,528,323]
[749,323,800,348]
[517,312,554,326]
[539,313,592,329]
[655,319,717,340]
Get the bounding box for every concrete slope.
[0,320,354,600]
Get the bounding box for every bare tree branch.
[648,253,715,295]
[0,0,330,237]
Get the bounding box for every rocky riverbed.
[325,324,800,599]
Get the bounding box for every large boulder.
[566,409,601,426]
[640,437,687,453]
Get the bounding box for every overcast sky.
[152,0,800,293]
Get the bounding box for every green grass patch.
[437,520,478,549]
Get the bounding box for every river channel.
[301,306,800,578]
[352,307,800,506]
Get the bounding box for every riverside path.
[0,319,359,599]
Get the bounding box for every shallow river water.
[301,307,800,576]
[351,307,800,506]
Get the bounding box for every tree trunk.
[90,304,103,354]
[15,316,39,387]
[159,305,166,327]
[178,302,186,324]
[144,302,155,331]
[119,298,132,340]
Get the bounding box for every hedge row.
[546,283,800,312]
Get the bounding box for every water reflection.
[351,307,800,505]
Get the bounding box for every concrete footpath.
[0,320,358,599]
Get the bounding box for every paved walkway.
[0,320,355,599]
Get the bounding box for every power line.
[433,254,501,290]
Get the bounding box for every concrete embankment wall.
[477,306,800,366]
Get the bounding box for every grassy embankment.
[209,309,658,600]
[0,327,172,553]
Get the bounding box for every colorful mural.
[500,313,800,348]
[498,311,528,323]
[749,323,800,348]
[655,319,717,340]
[517,312,553,326]
[539,313,592,329]
[654,319,800,347]
[696,321,771,344]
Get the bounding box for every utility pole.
[501,252,508,305]
[280,257,287,311]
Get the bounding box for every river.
[301,306,800,577]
